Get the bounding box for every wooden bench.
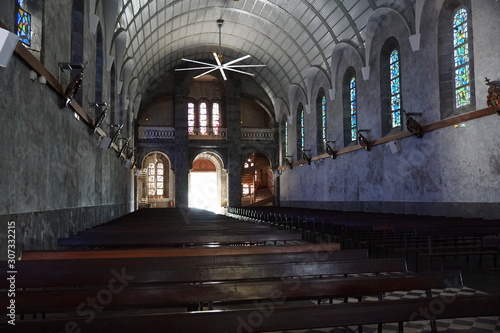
[0,257,408,288]
[57,231,303,247]
[20,243,343,260]
[394,231,500,271]
[5,294,500,333]
[4,270,462,314]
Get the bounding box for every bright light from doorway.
[189,172,221,213]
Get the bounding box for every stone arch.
[189,151,228,212]
[138,151,175,208]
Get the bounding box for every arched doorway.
[138,152,175,208]
[241,153,274,206]
[189,152,227,213]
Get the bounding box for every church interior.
[1,0,500,332]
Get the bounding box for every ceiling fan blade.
[212,52,227,81]
[175,66,216,71]
[224,64,267,68]
[223,67,256,77]
[180,58,217,67]
[193,67,220,79]
[224,54,252,66]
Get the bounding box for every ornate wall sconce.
[403,110,424,138]
[58,62,86,108]
[110,124,124,145]
[89,102,108,133]
[357,130,371,151]
[325,141,337,159]
[301,150,312,165]
[486,78,500,115]
[118,137,131,158]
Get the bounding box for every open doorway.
[189,152,227,213]
[241,153,274,206]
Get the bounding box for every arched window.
[212,102,220,135]
[187,101,222,136]
[453,8,471,108]
[188,102,195,134]
[316,91,327,153]
[297,104,305,158]
[390,50,402,128]
[343,68,357,146]
[199,102,208,135]
[281,115,288,163]
[438,2,475,118]
[16,0,31,46]
[71,0,85,105]
[380,38,402,135]
[95,23,103,120]
[148,162,164,196]
[349,77,357,141]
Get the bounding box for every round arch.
[188,151,228,213]
[137,151,175,208]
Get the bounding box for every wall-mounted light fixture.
[89,102,108,132]
[357,130,371,151]
[325,140,337,159]
[403,110,424,138]
[110,124,124,147]
[301,150,312,165]
[486,78,500,115]
[59,62,86,108]
[0,28,18,68]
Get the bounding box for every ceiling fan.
[175,19,265,81]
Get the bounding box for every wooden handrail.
[280,106,496,170]
[0,20,127,158]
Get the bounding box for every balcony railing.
[189,127,227,140]
[241,128,274,141]
[138,126,175,140]
[138,126,274,141]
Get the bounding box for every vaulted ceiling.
[112,0,416,113]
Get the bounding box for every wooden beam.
[279,107,496,170]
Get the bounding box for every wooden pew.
[57,231,303,247]
[0,258,408,289]
[21,243,342,260]
[6,270,462,314]
[6,294,500,333]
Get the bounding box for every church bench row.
[57,231,303,247]
[20,243,342,260]
[6,295,500,333]
[19,248,365,270]
[4,270,462,315]
[230,207,500,267]
[0,257,408,289]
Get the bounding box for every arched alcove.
[188,152,228,213]
[241,153,274,207]
[138,152,175,208]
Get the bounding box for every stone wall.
[279,1,500,219]
[0,1,133,259]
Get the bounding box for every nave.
[1,208,500,332]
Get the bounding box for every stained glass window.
[212,102,220,135]
[390,49,401,128]
[453,8,470,108]
[17,0,25,7]
[299,106,305,152]
[321,95,327,144]
[350,77,357,141]
[148,162,164,196]
[16,5,31,46]
[199,103,207,135]
[284,119,288,158]
[188,103,195,134]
